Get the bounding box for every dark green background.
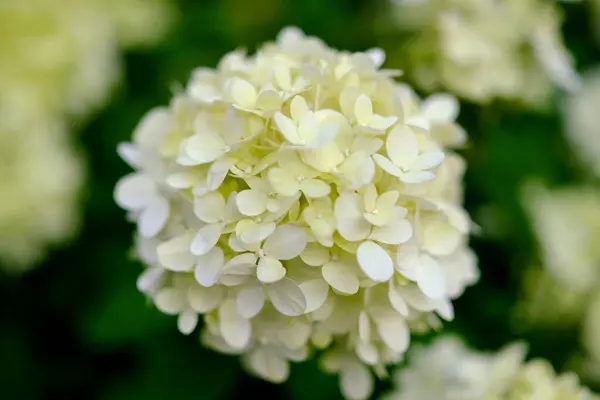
[1,1,597,398]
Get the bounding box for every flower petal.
[298,279,329,313]
[194,191,226,223]
[435,299,454,321]
[397,283,436,311]
[137,266,165,294]
[177,309,198,335]
[354,94,373,126]
[236,189,269,216]
[370,115,398,131]
[228,233,247,252]
[366,47,386,68]
[154,287,186,315]
[421,93,459,124]
[220,253,257,286]
[219,299,251,349]
[230,78,257,109]
[257,256,286,284]
[236,284,265,318]
[362,185,378,213]
[207,159,230,191]
[422,219,461,256]
[263,224,307,260]
[369,218,413,245]
[412,151,445,171]
[300,243,331,266]
[322,261,359,294]
[356,342,378,366]
[376,315,409,353]
[340,362,374,400]
[396,241,420,280]
[114,174,155,210]
[187,284,224,313]
[184,132,225,164]
[375,190,400,211]
[301,178,331,198]
[302,122,339,149]
[386,125,418,169]
[372,154,403,178]
[237,220,276,244]
[335,193,371,241]
[117,143,139,168]
[167,172,198,189]
[267,278,307,316]
[416,254,446,299]
[133,107,172,146]
[290,95,309,121]
[274,112,301,145]
[138,197,170,237]
[194,246,225,287]
[356,241,393,282]
[247,347,289,384]
[400,170,435,183]
[190,223,223,255]
[256,90,283,111]
[388,281,409,316]
[267,167,300,196]
[157,234,195,272]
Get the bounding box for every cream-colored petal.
[356,241,394,282]
[263,224,307,260]
[386,125,418,169]
[236,189,269,216]
[322,261,359,294]
[267,278,307,316]
[194,246,225,287]
[257,256,286,284]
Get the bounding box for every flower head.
[0,0,174,120]
[0,115,83,272]
[517,183,600,383]
[564,68,600,179]
[115,27,477,399]
[383,336,598,400]
[522,183,600,291]
[387,0,580,107]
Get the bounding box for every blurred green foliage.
[1,0,599,399]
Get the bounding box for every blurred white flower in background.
[382,335,598,400]
[564,68,600,179]
[115,27,479,399]
[387,0,580,107]
[523,183,600,291]
[95,0,175,49]
[0,0,119,120]
[0,0,174,272]
[0,0,176,120]
[0,114,84,272]
[515,265,589,329]
[517,182,600,384]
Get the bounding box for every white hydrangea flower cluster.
[0,0,174,120]
[0,113,84,271]
[94,0,176,49]
[564,68,600,179]
[0,0,173,271]
[517,183,600,382]
[388,0,580,107]
[515,265,588,328]
[383,335,599,400]
[522,183,600,292]
[115,27,478,399]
